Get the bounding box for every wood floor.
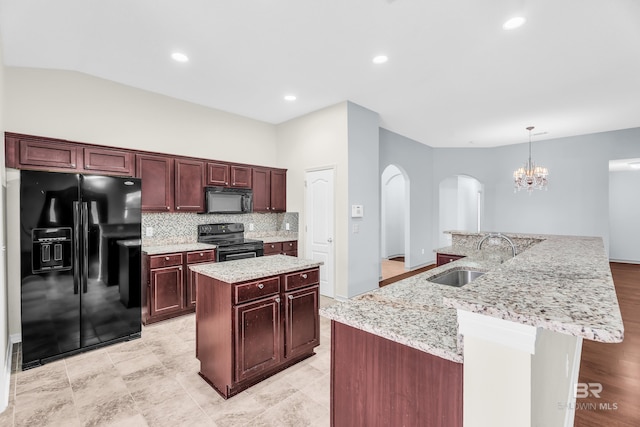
[379,259,437,287]
[575,262,640,426]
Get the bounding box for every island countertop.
[320,233,624,363]
[189,254,323,283]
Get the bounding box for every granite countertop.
[190,254,322,283]
[321,233,624,364]
[142,242,216,255]
[261,236,298,244]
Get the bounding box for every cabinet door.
[252,167,270,212]
[19,139,78,170]
[263,242,282,256]
[436,253,465,267]
[284,285,319,359]
[150,265,184,317]
[230,165,252,188]
[175,159,205,211]
[234,297,281,382]
[207,162,230,186]
[136,154,173,212]
[282,241,297,257]
[270,169,287,212]
[186,249,215,307]
[84,147,133,176]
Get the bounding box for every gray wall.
[347,102,380,297]
[381,126,640,263]
[380,128,435,268]
[609,170,640,262]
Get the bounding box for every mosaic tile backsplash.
[142,212,299,245]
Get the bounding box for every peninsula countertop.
[189,254,323,283]
[320,233,624,363]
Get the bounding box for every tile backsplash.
[142,212,299,245]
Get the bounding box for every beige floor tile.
[245,373,298,408]
[248,392,330,427]
[141,393,212,427]
[115,353,168,392]
[16,360,68,395]
[69,370,129,409]
[129,376,185,413]
[300,373,331,409]
[204,392,266,427]
[64,349,114,379]
[106,339,151,365]
[103,413,149,427]
[77,394,139,427]
[14,387,79,427]
[176,372,226,408]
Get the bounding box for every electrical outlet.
[421,248,425,255]
[285,223,290,231]
[249,223,254,231]
[145,227,154,237]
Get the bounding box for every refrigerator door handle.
[73,201,80,294]
[82,202,89,294]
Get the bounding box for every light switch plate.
[351,204,364,218]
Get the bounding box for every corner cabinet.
[252,167,287,212]
[195,267,320,398]
[142,248,215,324]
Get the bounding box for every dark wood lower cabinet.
[331,321,463,427]
[143,248,215,324]
[436,252,465,266]
[196,267,320,398]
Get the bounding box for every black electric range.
[197,223,264,262]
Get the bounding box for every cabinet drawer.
[282,241,297,252]
[284,268,319,291]
[150,253,184,268]
[264,242,282,255]
[186,249,215,264]
[234,277,280,305]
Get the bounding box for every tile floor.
[0,296,336,427]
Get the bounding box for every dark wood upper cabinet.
[230,165,252,188]
[252,167,270,212]
[136,154,174,212]
[18,138,78,170]
[270,169,287,212]
[175,159,205,212]
[83,147,133,176]
[252,167,287,212]
[207,162,230,186]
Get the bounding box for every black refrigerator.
[20,170,142,369]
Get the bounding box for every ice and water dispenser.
[31,228,72,273]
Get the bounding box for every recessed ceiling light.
[171,52,189,62]
[372,55,388,64]
[284,94,297,101]
[503,16,526,30]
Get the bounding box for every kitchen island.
[190,255,323,398]
[321,232,624,427]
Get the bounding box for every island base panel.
[199,352,315,399]
[331,321,463,427]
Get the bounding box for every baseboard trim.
[0,335,14,415]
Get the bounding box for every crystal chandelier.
[513,126,548,192]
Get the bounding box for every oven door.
[216,246,264,262]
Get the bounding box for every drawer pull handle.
[275,297,280,303]
[178,267,182,271]
[258,283,264,289]
[288,295,293,300]
[165,256,170,261]
[200,253,204,257]
[270,244,275,248]
[301,273,308,279]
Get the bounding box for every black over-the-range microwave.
[203,186,253,214]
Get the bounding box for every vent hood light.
[503,17,526,30]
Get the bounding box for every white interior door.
[305,168,335,298]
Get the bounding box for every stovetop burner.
[197,223,263,248]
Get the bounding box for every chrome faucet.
[477,233,517,258]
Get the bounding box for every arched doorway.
[438,175,483,247]
[381,165,410,275]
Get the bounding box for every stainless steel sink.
[428,269,485,287]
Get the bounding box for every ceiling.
[1,0,639,148]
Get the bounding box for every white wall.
[5,67,278,165]
[0,34,9,414]
[346,102,380,298]
[458,175,482,233]
[276,102,349,298]
[381,165,405,258]
[609,169,640,262]
[438,176,457,247]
